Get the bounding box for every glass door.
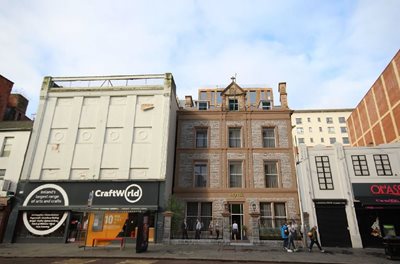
[230,204,243,240]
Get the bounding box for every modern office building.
[6,74,178,244]
[297,142,400,248]
[292,109,353,147]
[347,50,400,146]
[173,78,299,242]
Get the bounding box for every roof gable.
[221,79,246,96]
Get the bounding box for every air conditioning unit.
[2,179,11,191]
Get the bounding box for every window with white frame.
[295,118,302,125]
[197,101,208,110]
[298,138,304,144]
[342,137,349,144]
[194,163,208,187]
[338,117,346,123]
[296,127,304,134]
[329,137,336,144]
[326,117,333,124]
[195,128,208,148]
[260,202,286,229]
[262,128,276,147]
[186,202,212,231]
[340,127,347,133]
[309,127,312,133]
[229,161,242,188]
[229,99,238,111]
[352,155,369,176]
[228,128,241,147]
[264,162,278,188]
[328,127,335,134]
[374,154,392,176]
[0,169,5,180]
[1,137,14,157]
[315,156,334,190]
[260,100,272,110]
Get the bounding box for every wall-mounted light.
[252,202,256,212]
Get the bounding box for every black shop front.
[353,183,400,248]
[8,181,163,244]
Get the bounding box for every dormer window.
[229,99,238,111]
[198,101,209,110]
[259,100,272,110]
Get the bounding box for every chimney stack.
[278,82,288,109]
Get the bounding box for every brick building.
[173,78,299,242]
[347,50,400,146]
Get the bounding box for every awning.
[19,205,159,212]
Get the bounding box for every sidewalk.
[0,242,393,264]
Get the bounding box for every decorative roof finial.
[231,76,236,82]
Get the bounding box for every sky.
[1,0,399,117]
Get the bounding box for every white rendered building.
[7,74,178,244]
[297,142,400,248]
[292,109,353,146]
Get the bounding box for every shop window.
[186,202,212,232]
[228,127,241,148]
[1,137,14,157]
[260,202,287,239]
[315,156,334,190]
[195,128,208,148]
[194,163,207,187]
[229,161,242,188]
[262,127,276,148]
[374,154,393,176]
[264,162,278,188]
[351,155,369,176]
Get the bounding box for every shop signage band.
[352,183,400,205]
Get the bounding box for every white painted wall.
[21,74,177,185]
[0,128,31,195]
[297,142,400,248]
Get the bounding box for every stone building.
[173,78,299,242]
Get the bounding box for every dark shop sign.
[352,183,400,205]
[22,181,159,207]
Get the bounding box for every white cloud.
[0,0,398,116]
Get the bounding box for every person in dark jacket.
[308,226,325,252]
[181,218,189,239]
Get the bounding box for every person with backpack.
[307,226,325,252]
[280,222,289,251]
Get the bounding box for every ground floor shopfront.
[172,190,300,242]
[5,181,166,245]
[353,183,400,248]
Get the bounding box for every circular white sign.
[124,184,143,203]
[23,184,69,236]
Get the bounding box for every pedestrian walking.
[307,226,325,252]
[208,221,214,238]
[280,222,289,251]
[232,221,239,240]
[181,218,188,239]
[215,221,220,239]
[195,218,202,239]
[287,221,298,252]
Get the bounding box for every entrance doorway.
[230,204,243,240]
